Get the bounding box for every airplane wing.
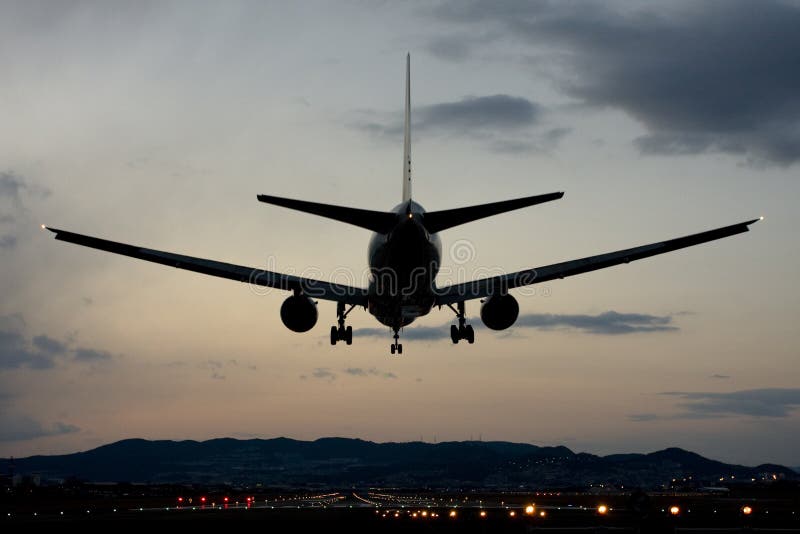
[44,227,369,306]
[434,218,761,306]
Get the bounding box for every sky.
[1,0,799,467]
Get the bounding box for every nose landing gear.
[448,301,475,344]
[330,302,355,346]
[390,328,403,355]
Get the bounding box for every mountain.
[4,438,797,489]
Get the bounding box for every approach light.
[449,510,457,518]
[539,510,547,517]
[525,505,535,515]
[597,504,608,515]
[479,510,487,518]
[742,506,753,515]
[509,510,516,517]
[670,506,680,516]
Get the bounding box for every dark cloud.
[0,171,51,251]
[33,335,68,355]
[307,367,336,381]
[356,310,677,341]
[710,374,731,380]
[432,0,800,166]
[352,95,566,154]
[663,388,800,418]
[342,367,397,380]
[421,94,539,131]
[0,235,16,249]
[0,314,113,370]
[0,413,79,442]
[355,325,454,341]
[627,413,659,422]
[515,311,678,335]
[73,348,112,362]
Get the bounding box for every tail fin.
[402,53,412,202]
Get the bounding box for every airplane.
[44,54,761,354]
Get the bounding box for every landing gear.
[448,301,475,344]
[390,328,403,355]
[330,302,355,346]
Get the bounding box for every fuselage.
[367,200,441,328]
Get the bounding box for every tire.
[397,344,403,354]
[390,344,396,355]
[450,325,460,344]
[466,325,475,344]
[345,325,353,345]
[330,326,338,345]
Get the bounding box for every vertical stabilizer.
[402,53,412,202]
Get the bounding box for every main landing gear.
[390,327,403,355]
[330,302,355,346]
[448,301,475,344]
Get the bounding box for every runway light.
[509,510,516,517]
[742,506,753,515]
[449,510,457,518]
[178,497,183,503]
[480,510,487,518]
[597,504,608,515]
[670,506,680,516]
[201,496,206,503]
[525,505,535,515]
[421,510,427,517]
[224,497,229,503]
[540,510,547,517]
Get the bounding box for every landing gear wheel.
[332,302,356,347]
[390,344,396,355]
[397,344,403,354]
[448,302,475,345]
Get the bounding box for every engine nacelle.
[280,295,318,332]
[480,294,519,331]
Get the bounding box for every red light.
[177,497,184,503]
[224,497,229,503]
[200,496,207,503]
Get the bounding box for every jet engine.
[280,295,318,332]
[479,294,519,330]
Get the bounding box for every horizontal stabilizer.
[257,195,397,234]
[422,192,564,234]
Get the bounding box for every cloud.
[515,311,678,335]
[710,374,730,380]
[355,310,677,341]
[0,235,16,249]
[431,0,800,166]
[352,94,566,153]
[33,335,68,355]
[306,367,336,381]
[0,171,51,251]
[0,314,113,370]
[627,413,659,422]
[73,348,112,362]
[662,388,800,418]
[0,413,79,442]
[342,367,398,380]
[356,325,452,341]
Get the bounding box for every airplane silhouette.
[45,55,760,354]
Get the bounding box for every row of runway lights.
[376,504,757,520]
[2,502,760,519]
